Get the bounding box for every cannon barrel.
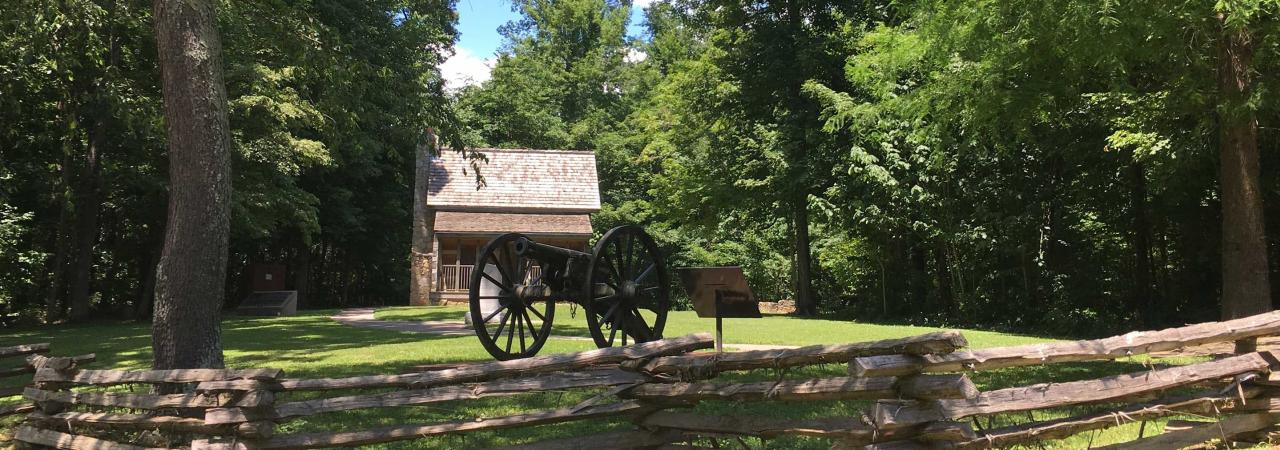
[514,237,591,267]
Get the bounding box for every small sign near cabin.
[678,266,761,319]
[677,266,761,352]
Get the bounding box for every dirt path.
[330,308,796,351]
[330,308,475,336]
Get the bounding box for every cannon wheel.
[469,233,556,360]
[583,225,670,348]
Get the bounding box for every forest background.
[3,0,1279,338]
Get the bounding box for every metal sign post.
[678,267,761,353]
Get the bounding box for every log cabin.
[416,148,600,305]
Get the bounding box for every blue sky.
[441,0,650,88]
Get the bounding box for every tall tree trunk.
[45,128,74,323]
[1216,13,1270,353]
[68,0,117,322]
[793,188,816,316]
[151,0,233,370]
[68,119,104,321]
[1129,161,1156,327]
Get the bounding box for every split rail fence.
[0,342,93,421]
[11,310,1280,449]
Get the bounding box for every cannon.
[467,225,670,360]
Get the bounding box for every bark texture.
[1216,15,1271,342]
[45,140,73,322]
[151,0,233,370]
[68,119,104,321]
[793,189,815,315]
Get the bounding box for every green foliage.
[0,0,463,321]
[5,0,1280,335]
[0,173,47,321]
[456,0,632,149]
[458,0,1280,336]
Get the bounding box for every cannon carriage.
[468,225,670,360]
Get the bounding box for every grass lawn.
[373,304,1050,348]
[0,308,1246,449]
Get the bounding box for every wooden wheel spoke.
[603,255,623,283]
[601,302,621,326]
[608,323,618,347]
[521,309,539,342]
[529,263,543,285]
[528,304,547,322]
[505,314,516,353]
[488,253,514,286]
[612,239,627,281]
[517,312,527,353]
[618,300,630,346]
[482,304,508,324]
[634,263,655,283]
[481,271,512,292]
[489,312,510,342]
[628,307,651,340]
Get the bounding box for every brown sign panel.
[677,266,761,319]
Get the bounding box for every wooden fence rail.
[0,343,93,420]
[13,311,1280,449]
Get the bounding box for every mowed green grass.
[374,304,1049,348]
[0,308,1253,449]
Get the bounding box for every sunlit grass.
[0,309,1260,448]
[375,304,1049,348]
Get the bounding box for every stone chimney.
[410,128,439,306]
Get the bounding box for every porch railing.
[438,265,473,292]
[437,265,545,292]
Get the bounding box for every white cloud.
[441,47,493,90]
[625,48,648,63]
[633,0,656,7]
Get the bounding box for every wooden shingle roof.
[427,148,601,213]
[433,212,592,236]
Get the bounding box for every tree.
[1215,5,1270,351]
[456,0,631,149]
[656,0,866,315]
[151,0,233,369]
[0,0,460,324]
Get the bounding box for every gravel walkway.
[330,308,474,337]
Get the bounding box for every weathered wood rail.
[0,343,93,419]
[13,311,1280,449]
